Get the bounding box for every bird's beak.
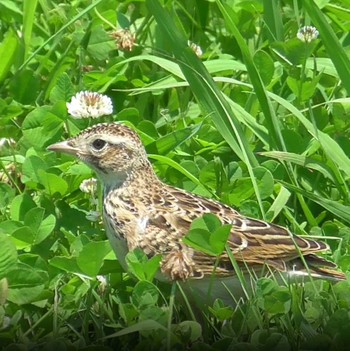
[47,140,79,156]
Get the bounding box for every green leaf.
[0,220,23,235]
[264,333,291,351]
[117,11,130,28]
[138,306,168,326]
[256,278,279,296]
[10,194,37,221]
[286,74,321,102]
[216,0,284,152]
[22,207,56,245]
[22,106,64,148]
[228,167,273,206]
[209,225,232,255]
[325,309,350,337]
[126,249,162,281]
[261,151,336,182]
[76,241,112,277]
[10,69,40,104]
[259,287,291,315]
[24,207,45,233]
[6,265,49,305]
[184,214,231,256]
[107,320,168,338]
[0,0,22,17]
[190,213,222,233]
[21,154,48,184]
[49,256,82,274]
[271,38,318,66]
[36,213,56,245]
[0,183,16,210]
[7,266,48,287]
[254,166,274,199]
[268,92,350,177]
[0,29,19,84]
[11,226,36,249]
[0,278,8,305]
[183,228,216,256]
[148,154,202,188]
[147,125,201,155]
[37,170,68,196]
[119,303,139,324]
[19,0,105,72]
[7,285,46,305]
[131,280,159,309]
[0,235,17,280]
[174,321,202,343]
[209,299,234,321]
[87,25,115,61]
[49,72,75,103]
[143,255,163,282]
[254,50,275,85]
[266,185,291,221]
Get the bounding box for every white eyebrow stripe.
[91,135,133,146]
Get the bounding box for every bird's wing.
[152,186,329,269]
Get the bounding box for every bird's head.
[47,123,150,187]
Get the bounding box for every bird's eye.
[92,139,107,150]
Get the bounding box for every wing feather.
[152,185,330,268]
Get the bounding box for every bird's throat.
[101,162,160,196]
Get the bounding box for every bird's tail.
[287,254,346,281]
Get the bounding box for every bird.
[47,122,346,303]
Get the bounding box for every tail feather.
[287,254,346,281]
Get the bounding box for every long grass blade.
[216,0,285,152]
[304,0,350,94]
[19,0,104,71]
[23,0,39,59]
[146,0,266,217]
[280,181,350,224]
[263,0,284,42]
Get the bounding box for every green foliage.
[0,0,350,350]
[184,213,231,256]
[126,249,162,281]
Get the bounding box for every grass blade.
[280,181,350,224]
[304,0,350,94]
[23,0,39,59]
[263,0,284,42]
[19,0,104,71]
[146,0,266,217]
[216,0,285,151]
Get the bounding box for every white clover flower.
[79,177,98,194]
[297,26,319,43]
[67,91,113,118]
[188,40,203,57]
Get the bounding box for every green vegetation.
[0,0,350,350]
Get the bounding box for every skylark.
[48,123,345,300]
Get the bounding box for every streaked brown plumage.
[47,123,346,290]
